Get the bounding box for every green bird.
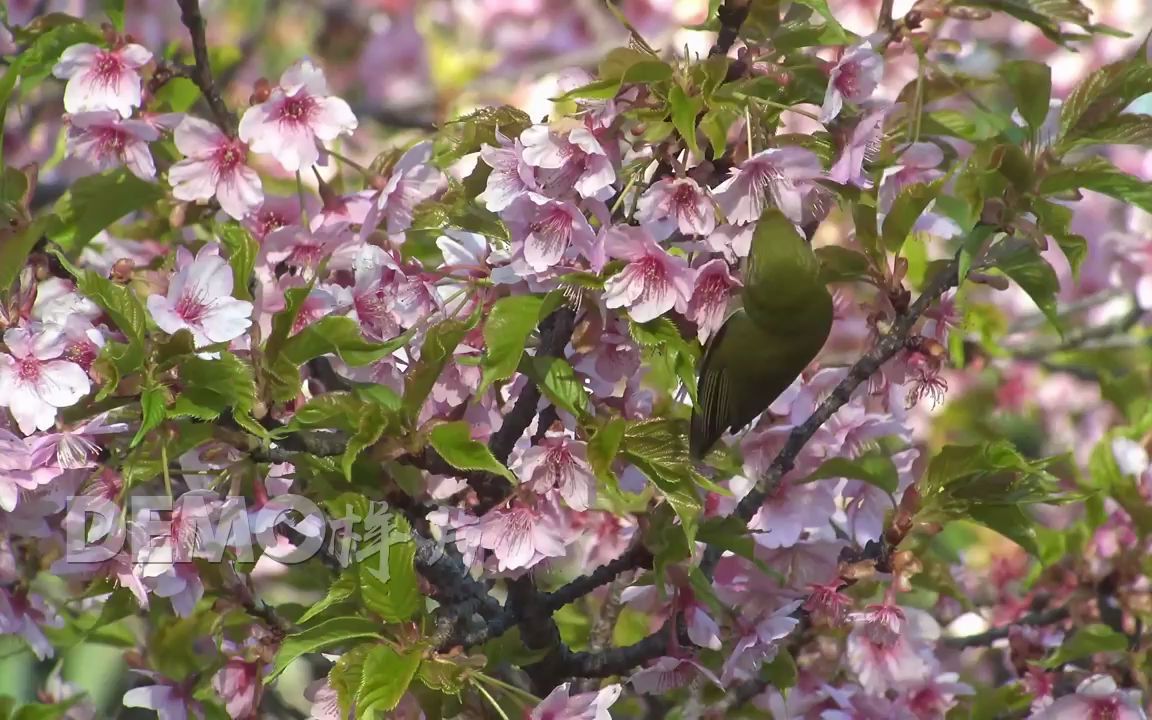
[690,209,834,459]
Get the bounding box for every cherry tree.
[2,0,1152,718]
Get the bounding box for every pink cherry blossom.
[636,176,716,239]
[363,141,445,236]
[686,258,740,342]
[879,142,944,210]
[0,587,63,660]
[902,672,974,719]
[211,656,263,719]
[1030,675,1146,719]
[828,104,890,188]
[821,43,885,123]
[476,502,569,571]
[146,244,254,350]
[168,116,264,220]
[53,42,153,118]
[713,147,823,224]
[520,434,597,511]
[30,411,129,471]
[122,672,198,720]
[0,325,92,436]
[304,679,347,720]
[506,197,600,272]
[238,58,358,173]
[520,123,617,200]
[478,136,539,212]
[67,110,159,180]
[629,656,721,694]
[0,429,53,512]
[721,602,801,684]
[262,220,355,273]
[530,682,622,720]
[602,226,695,323]
[846,603,935,694]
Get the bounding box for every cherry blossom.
[506,196,600,272]
[53,42,152,118]
[1031,675,1146,719]
[685,258,740,342]
[211,655,264,719]
[0,429,52,512]
[629,656,721,694]
[879,142,945,210]
[476,501,570,571]
[0,325,92,435]
[846,603,936,694]
[520,123,616,200]
[122,672,199,720]
[363,141,445,237]
[238,58,358,172]
[477,134,539,211]
[0,588,63,660]
[530,682,622,720]
[66,110,159,180]
[636,176,716,239]
[146,244,254,351]
[713,147,823,224]
[520,433,597,511]
[602,226,695,323]
[168,116,264,220]
[822,42,885,123]
[721,602,801,684]
[828,104,890,188]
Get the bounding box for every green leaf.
[45,170,165,253]
[882,180,943,254]
[328,643,375,717]
[401,311,481,424]
[479,295,545,393]
[761,649,798,690]
[967,504,1040,556]
[131,384,167,448]
[13,21,102,83]
[267,617,383,683]
[360,533,423,623]
[621,419,704,544]
[1059,56,1152,140]
[287,393,365,433]
[521,356,591,421]
[217,222,258,302]
[804,453,899,494]
[342,402,390,481]
[1041,624,1127,668]
[176,352,257,418]
[588,418,626,487]
[816,245,872,284]
[789,0,850,43]
[995,242,1061,334]
[264,284,314,363]
[1002,60,1052,132]
[297,572,359,625]
[669,84,704,155]
[700,105,739,158]
[357,645,423,716]
[1039,157,1152,214]
[851,199,882,268]
[429,421,516,483]
[281,317,411,368]
[102,0,125,29]
[1057,113,1152,152]
[555,60,673,101]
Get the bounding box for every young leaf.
[45,170,165,253]
[357,645,424,716]
[131,384,167,448]
[358,520,423,623]
[479,295,545,393]
[881,180,943,254]
[428,421,517,483]
[266,617,383,683]
[804,453,899,494]
[297,572,358,625]
[281,317,411,368]
[1041,624,1127,668]
[401,311,481,424]
[1002,60,1052,132]
[216,222,258,302]
[521,356,591,421]
[669,84,704,155]
[994,242,1062,334]
[1039,157,1152,214]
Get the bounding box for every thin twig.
[175,0,237,133]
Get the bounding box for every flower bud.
[250,78,272,105]
[112,258,136,283]
[969,271,1010,290]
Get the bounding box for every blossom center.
[834,62,861,96]
[175,292,209,324]
[1091,700,1120,720]
[16,356,41,382]
[93,51,125,86]
[278,94,317,125]
[65,341,97,370]
[215,143,244,173]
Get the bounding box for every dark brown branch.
[175,0,237,133]
[943,606,1070,649]
[710,0,752,57]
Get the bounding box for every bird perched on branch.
[690,209,833,459]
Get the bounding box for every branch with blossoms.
[7,1,1152,719]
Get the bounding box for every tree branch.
[175,0,237,133]
[944,606,1071,649]
[711,0,752,57]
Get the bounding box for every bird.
[690,208,834,459]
